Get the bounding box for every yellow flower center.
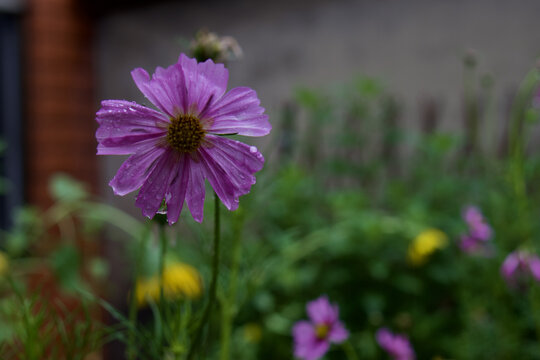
[315,324,329,339]
[167,115,205,153]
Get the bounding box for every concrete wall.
[96,0,540,211]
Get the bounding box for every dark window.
[0,12,23,229]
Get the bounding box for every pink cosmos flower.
[501,250,540,288]
[459,206,493,255]
[376,328,415,360]
[292,296,349,360]
[96,54,271,224]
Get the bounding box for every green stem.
[342,341,360,360]
[219,211,244,360]
[187,192,221,360]
[158,222,168,352]
[508,67,540,241]
[127,223,152,360]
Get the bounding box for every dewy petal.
[307,296,338,325]
[178,54,228,115]
[96,100,168,155]
[164,153,190,225]
[132,68,177,117]
[185,157,206,223]
[328,322,349,343]
[197,136,265,211]
[97,133,165,155]
[198,146,239,211]
[203,87,271,136]
[109,145,167,196]
[135,149,177,219]
[153,64,189,116]
[203,135,264,194]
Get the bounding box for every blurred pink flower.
[459,206,493,255]
[96,54,271,224]
[376,328,415,360]
[463,206,492,241]
[501,250,540,288]
[292,296,348,360]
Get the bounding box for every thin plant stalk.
[127,223,152,360]
[508,66,540,241]
[342,341,360,360]
[219,210,244,360]
[187,192,221,360]
[158,222,168,352]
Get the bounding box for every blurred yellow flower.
[242,323,262,344]
[0,251,8,276]
[408,228,448,266]
[135,261,203,307]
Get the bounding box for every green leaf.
[49,244,82,292]
[5,207,43,256]
[49,174,88,202]
[88,257,109,280]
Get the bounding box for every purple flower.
[376,328,415,360]
[463,206,492,241]
[501,250,540,288]
[96,54,271,224]
[459,206,493,255]
[292,296,349,360]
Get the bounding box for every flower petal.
[135,149,177,219]
[307,296,338,325]
[293,321,316,344]
[197,136,265,211]
[185,157,206,223]
[376,328,394,352]
[164,153,190,225]
[304,341,330,360]
[203,87,271,136]
[293,321,331,360]
[198,146,239,211]
[109,145,167,196]
[528,255,540,282]
[501,252,520,281]
[153,64,189,116]
[97,133,165,155]
[96,100,168,155]
[178,54,228,115]
[294,336,330,360]
[132,67,177,117]
[204,135,264,193]
[328,322,348,343]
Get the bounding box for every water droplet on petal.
[249,146,257,153]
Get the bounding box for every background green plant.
[3,56,540,360]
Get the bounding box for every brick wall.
[25,0,96,208]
